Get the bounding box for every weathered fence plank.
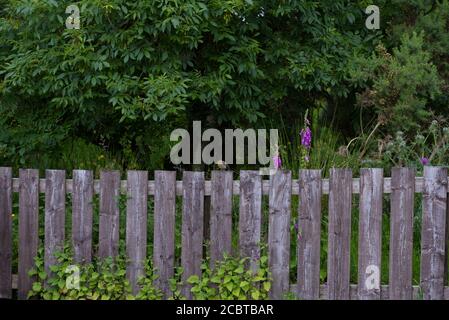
[328,168,352,300]
[239,171,262,274]
[44,170,66,279]
[98,170,120,259]
[181,172,205,299]
[126,171,148,295]
[297,169,322,300]
[389,167,415,300]
[0,167,12,299]
[358,168,383,300]
[72,170,94,264]
[210,171,233,268]
[268,170,292,300]
[18,169,39,300]
[153,171,176,298]
[420,166,448,300]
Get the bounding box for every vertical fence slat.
[420,166,448,300]
[268,170,292,299]
[0,168,12,299]
[239,171,262,273]
[18,169,39,300]
[358,168,383,300]
[181,172,205,299]
[72,170,93,264]
[297,169,322,300]
[126,170,148,295]
[99,170,120,259]
[44,170,66,278]
[210,171,233,268]
[328,168,352,300]
[153,171,176,298]
[389,167,415,300]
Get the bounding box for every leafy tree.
[0,0,379,168]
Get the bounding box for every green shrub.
[187,254,271,300]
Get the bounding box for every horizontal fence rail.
[0,167,449,300]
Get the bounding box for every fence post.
[98,170,120,260]
[420,166,448,300]
[297,169,322,300]
[0,167,12,299]
[389,167,415,300]
[327,168,352,300]
[181,172,205,299]
[126,170,148,295]
[358,168,383,300]
[44,170,66,280]
[153,171,176,298]
[268,170,292,299]
[72,170,94,264]
[239,171,262,274]
[18,169,39,300]
[210,171,233,268]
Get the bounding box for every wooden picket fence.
[0,167,449,300]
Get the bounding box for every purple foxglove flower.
[420,157,429,166]
[301,127,312,149]
[273,154,282,169]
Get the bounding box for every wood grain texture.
[126,171,148,295]
[389,167,415,300]
[181,172,205,299]
[268,170,292,299]
[210,171,233,268]
[327,168,352,300]
[358,168,383,300]
[72,170,93,264]
[420,166,448,300]
[0,167,12,299]
[98,170,120,259]
[297,170,322,300]
[18,169,39,300]
[153,171,176,298]
[239,171,262,274]
[44,170,66,278]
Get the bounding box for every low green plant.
[187,254,272,300]
[27,246,162,300]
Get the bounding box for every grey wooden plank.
[210,171,233,268]
[389,167,415,300]
[327,168,352,300]
[239,171,262,274]
[72,170,93,264]
[126,170,148,295]
[181,172,205,299]
[18,169,39,300]
[44,170,66,278]
[153,171,176,298]
[358,168,383,300]
[98,170,120,259]
[268,170,292,299]
[0,167,12,299]
[297,169,322,300]
[420,166,448,300]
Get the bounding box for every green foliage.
[187,254,271,300]
[0,0,379,170]
[28,246,136,300]
[27,243,271,300]
[351,32,442,135]
[382,120,449,169]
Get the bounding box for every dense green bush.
[187,254,271,300]
[27,245,272,300]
